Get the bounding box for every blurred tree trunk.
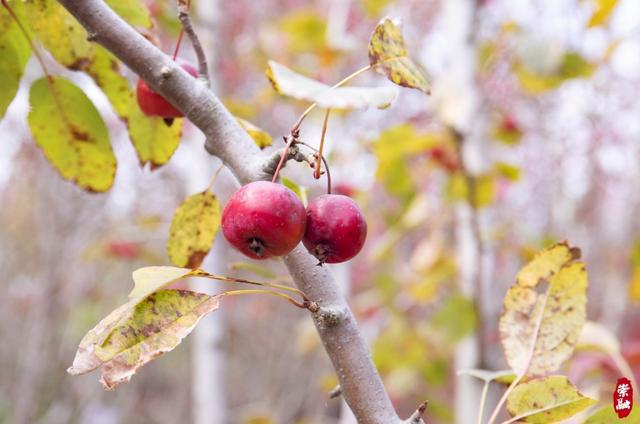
[433,0,485,422]
[188,1,226,423]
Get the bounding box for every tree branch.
[56,1,402,422]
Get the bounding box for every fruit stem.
[314,108,331,180]
[290,64,372,133]
[171,0,190,61]
[205,163,224,191]
[271,132,297,183]
[177,0,209,86]
[299,142,332,194]
[196,270,308,300]
[223,289,307,308]
[172,30,185,61]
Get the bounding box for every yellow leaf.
[278,10,327,54]
[28,77,116,192]
[167,191,221,269]
[105,0,152,28]
[368,17,430,94]
[585,403,640,423]
[29,0,94,69]
[500,242,587,375]
[506,376,597,423]
[69,290,222,389]
[236,117,272,149]
[588,0,618,27]
[628,266,640,303]
[0,3,31,119]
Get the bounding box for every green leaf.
[362,0,392,17]
[431,295,476,343]
[585,403,640,423]
[0,4,31,119]
[506,376,597,423]
[105,0,152,28]
[69,289,222,389]
[514,52,594,94]
[496,162,521,181]
[588,0,618,27]
[237,117,273,149]
[86,47,183,168]
[372,124,439,202]
[128,266,196,302]
[167,191,221,269]
[280,177,308,206]
[500,242,587,375]
[28,77,116,192]
[28,0,94,70]
[278,10,327,54]
[266,60,397,109]
[368,18,430,94]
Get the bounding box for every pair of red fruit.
[135,61,367,264]
[221,181,367,264]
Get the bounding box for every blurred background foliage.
[1,0,640,422]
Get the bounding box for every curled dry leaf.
[506,376,596,423]
[236,117,273,149]
[266,60,397,109]
[69,289,222,389]
[168,191,221,269]
[499,242,587,376]
[368,18,430,94]
[128,266,198,301]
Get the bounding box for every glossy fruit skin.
[136,60,198,118]
[221,181,306,260]
[303,194,367,264]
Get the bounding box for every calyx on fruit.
[221,181,306,260]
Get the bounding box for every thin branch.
[56,1,402,422]
[177,0,209,86]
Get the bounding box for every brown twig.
[177,0,208,85]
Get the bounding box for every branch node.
[404,400,428,424]
[261,142,301,179]
[328,384,342,399]
[160,66,172,79]
[86,31,98,41]
[314,306,345,328]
